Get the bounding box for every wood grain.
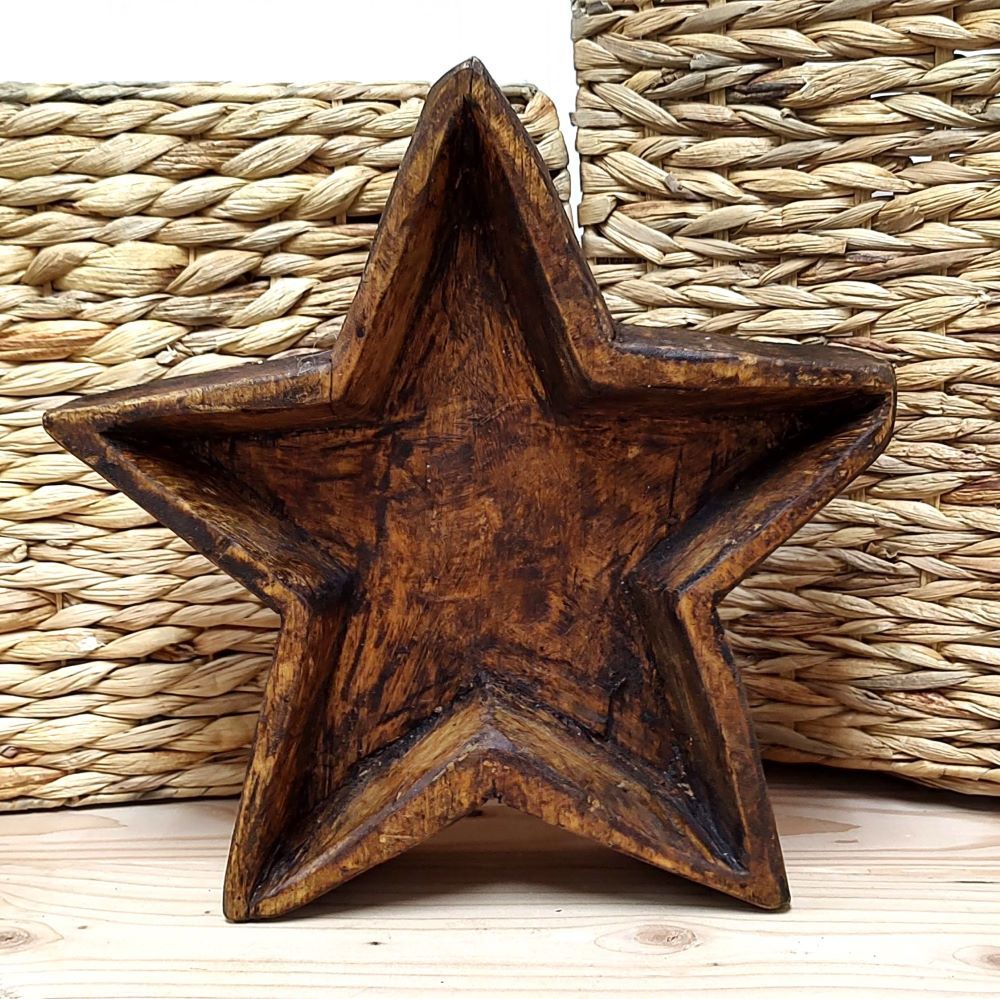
[44,60,895,920]
[1,769,998,998]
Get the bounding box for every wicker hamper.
[0,80,569,809]
[4,12,1000,810]
[574,0,1000,794]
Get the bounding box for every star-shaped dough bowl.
[46,60,895,921]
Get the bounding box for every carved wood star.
[46,60,895,921]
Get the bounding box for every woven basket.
[575,0,1000,795]
[0,80,569,810]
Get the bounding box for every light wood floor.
[1,766,998,998]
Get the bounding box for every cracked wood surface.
[45,60,894,920]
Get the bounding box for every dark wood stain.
[45,60,896,921]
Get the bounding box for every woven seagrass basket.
[0,80,569,810]
[574,0,1000,795]
[4,15,1000,809]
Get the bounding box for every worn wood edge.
[42,59,899,924]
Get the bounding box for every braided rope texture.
[575,0,1000,795]
[0,80,570,810]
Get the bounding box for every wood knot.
[0,925,34,952]
[633,924,697,952]
[595,922,697,955]
[0,919,62,955]
[955,945,1000,974]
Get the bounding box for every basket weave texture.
[0,80,569,810]
[575,0,1000,794]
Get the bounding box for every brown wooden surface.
[45,60,895,920]
[2,768,998,998]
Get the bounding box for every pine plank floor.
[1,766,998,998]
